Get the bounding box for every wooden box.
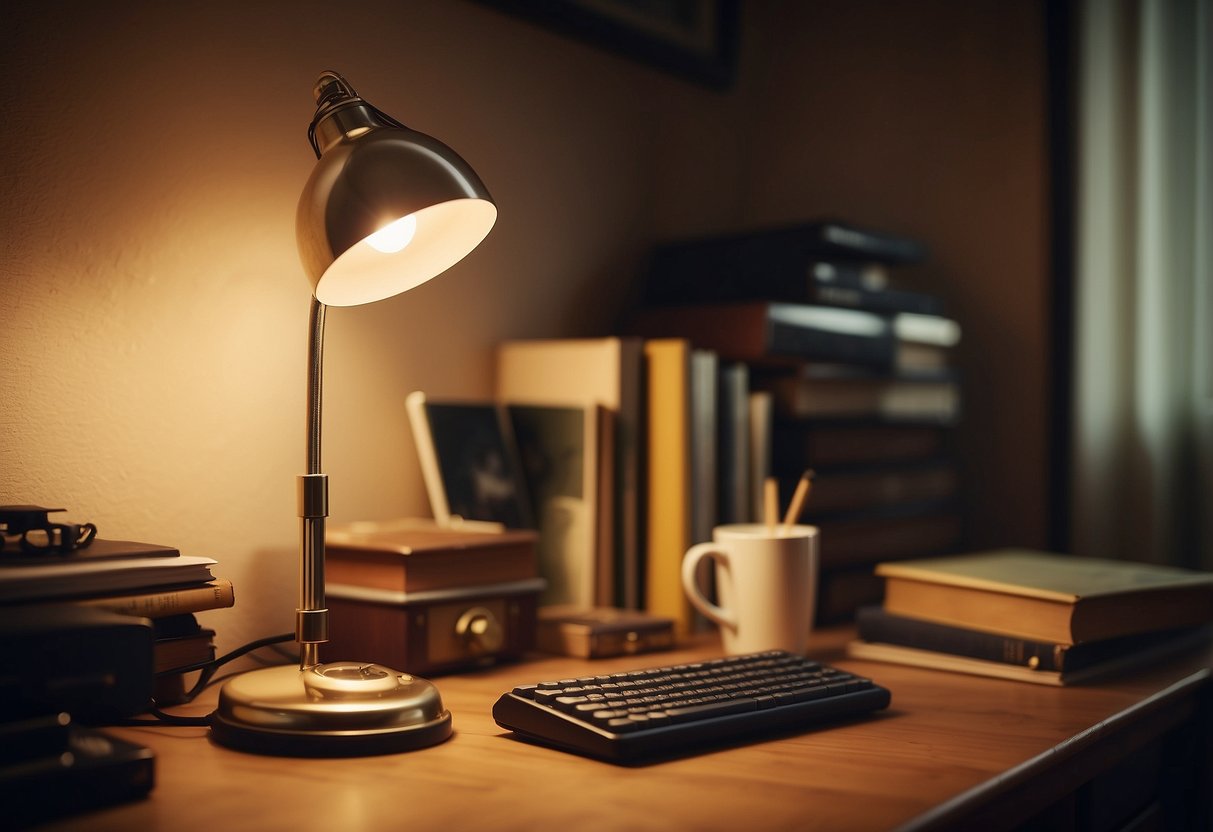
[319,520,542,674]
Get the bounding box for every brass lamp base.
[210,662,452,757]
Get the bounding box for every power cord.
[116,632,295,727]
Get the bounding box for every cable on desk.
[115,631,295,727]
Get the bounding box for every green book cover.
[876,549,1213,603]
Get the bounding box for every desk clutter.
[0,508,239,824]
[6,218,1211,831]
[399,220,964,638]
[847,549,1213,685]
[0,516,235,717]
[623,220,963,629]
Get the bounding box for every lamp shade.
[296,73,496,307]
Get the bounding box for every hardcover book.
[0,553,218,603]
[496,337,644,609]
[645,221,929,284]
[854,605,1208,676]
[642,339,696,634]
[643,255,945,316]
[747,391,773,523]
[785,463,960,519]
[625,301,897,370]
[508,401,611,608]
[847,623,1212,686]
[0,537,179,564]
[772,421,952,468]
[690,349,720,549]
[72,579,235,618]
[760,372,961,423]
[153,625,217,674]
[716,361,751,524]
[876,550,1213,644]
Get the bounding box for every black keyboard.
[492,650,891,762]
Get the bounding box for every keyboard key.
[665,698,757,722]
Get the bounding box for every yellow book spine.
[644,340,693,634]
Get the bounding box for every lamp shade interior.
[314,199,496,306]
[297,111,496,307]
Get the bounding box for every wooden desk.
[48,629,1212,832]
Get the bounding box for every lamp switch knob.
[455,606,503,655]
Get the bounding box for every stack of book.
[474,222,968,632]
[493,335,728,634]
[624,220,964,623]
[847,549,1213,685]
[0,538,233,705]
[495,338,643,612]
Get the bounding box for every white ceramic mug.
[681,524,819,655]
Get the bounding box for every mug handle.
[681,543,736,630]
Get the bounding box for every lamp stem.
[306,297,325,475]
[297,296,329,669]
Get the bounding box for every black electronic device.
[0,713,154,828]
[492,650,891,763]
[0,604,154,720]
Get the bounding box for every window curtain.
[1071,0,1212,568]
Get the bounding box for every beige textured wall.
[0,1,700,650]
[1,1,1047,653]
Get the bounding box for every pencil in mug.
[780,469,815,532]
[763,477,780,532]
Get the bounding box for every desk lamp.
[210,71,496,756]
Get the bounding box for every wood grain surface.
[47,627,1212,832]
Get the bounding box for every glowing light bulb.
[365,215,417,253]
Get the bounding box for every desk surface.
[51,628,1212,832]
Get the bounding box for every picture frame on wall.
[475,0,740,90]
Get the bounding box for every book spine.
[776,462,960,518]
[817,221,929,263]
[643,264,945,316]
[626,302,896,368]
[856,606,1063,671]
[766,306,895,368]
[648,222,928,279]
[642,339,695,635]
[773,421,951,467]
[815,284,945,316]
[74,579,235,618]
